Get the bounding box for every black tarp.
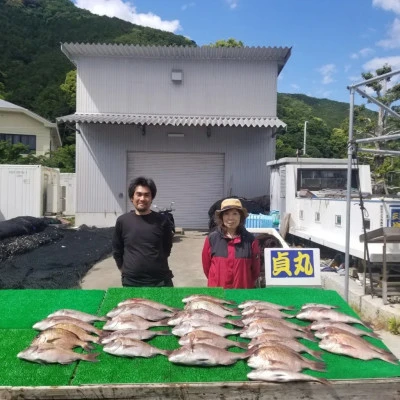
[0,225,114,289]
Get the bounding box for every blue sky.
[73,0,400,104]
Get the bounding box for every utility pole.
[303,121,308,155]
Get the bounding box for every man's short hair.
[128,177,157,199]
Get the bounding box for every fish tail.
[161,349,172,357]
[380,352,399,365]
[157,318,171,326]
[82,342,94,351]
[285,305,296,310]
[155,330,172,336]
[309,350,324,360]
[304,331,318,341]
[367,331,380,339]
[316,377,331,385]
[308,360,326,372]
[234,341,248,350]
[82,353,100,362]
[98,316,108,322]
[89,335,100,343]
[93,328,103,336]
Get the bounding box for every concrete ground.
[80,230,400,359]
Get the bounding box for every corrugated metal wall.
[75,124,274,218]
[76,57,278,117]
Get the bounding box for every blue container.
[245,213,274,229]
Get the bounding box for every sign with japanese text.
[390,207,400,227]
[264,248,321,286]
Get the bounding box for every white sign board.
[264,248,321,286]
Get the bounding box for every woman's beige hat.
[215,198,248,218]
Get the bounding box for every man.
[112,176,174,287]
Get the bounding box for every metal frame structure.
[345,69,400,301]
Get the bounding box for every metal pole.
[345,89,355,302]
[303,121,308,155]
[355,132,400,144]
[358,148,400,156]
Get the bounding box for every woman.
[202,198,260,288]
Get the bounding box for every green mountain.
[0,0,195,121]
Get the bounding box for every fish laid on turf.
[167,310,243,327]
[103,315,170,331]
[32,328,93,351]
[172,320,240,337]
[99,329,170,344]
[117,298,178,312]
[182,294,236,306]
[247,368,330,385]
[246,317,309,333]
[17,344,99,364]
[301,303,338,310]
[179,330,248,350]
[240,323,316,341]
[248,333,323,360]
[315,326,378,340]
[106,304,173,321]
[241,305,295,318]
[247,344,326,372]
[238,300,295,311]
[33,316,102,336]
[241,310,295,325]
[318,332,399,364]
[51,323,99,343]
[184,300,240,318]
[169,343,250,366]
[296,307,369,327]
[47,309,107,322]
[309,321,379,339]
[103,338,170,358]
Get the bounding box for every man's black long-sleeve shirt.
[112,211,173,285]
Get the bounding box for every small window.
[335,215,342,226]
[315,212,320,222]
[299,210,304,220]
[0,133,36,151]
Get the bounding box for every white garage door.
[126,152,225,229]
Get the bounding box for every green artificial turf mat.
[74,287,225,384]
[0,330,76,386]
[225,287,400,380]
[0,289,105,329]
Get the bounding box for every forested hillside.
[0,0,195,121]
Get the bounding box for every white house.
[58,44,291,228]
[0,99,61,156]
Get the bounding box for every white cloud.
[363,55,400,71]
[74,0,181,32]
[317,64,337,84]
[373,0,400,14]
[225,0,239,9]
[377,17,400,48]
[344,64,352,73]
[182,2,195,11]
[291,83,300,90]
[350,47,374,59]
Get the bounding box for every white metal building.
[58,44,291,228]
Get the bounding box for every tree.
[60,69,76,109]
[358,64,400,193]
[209,38,244,47]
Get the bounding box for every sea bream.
[247,368,330,385]
[318,332,399,364]
[184,300,240,318]
[99,329,170,344]
[179,330,248,350]
[172,320,241,337]
[247,343,326,372]
[296,307,369,327]
[106,304,174,321]
[241,310,295,325]
[103,338,171,358]
[167,310,243,327]
[309,320,379,339]
[117,298,178,313]
[238,300,295,311]
[17,344,99,364]
[240,322,316,341]
[241,306,295,319]
[168,343,250,366]
[248,333,323,360]
[32,328,94,351]
[103,315,170,331]
[33,316,102,336]
[315,326,378,340]
[301,303,338,310]
[182,294,236,306]
[51,323,99,343]
[47,309,107,322]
